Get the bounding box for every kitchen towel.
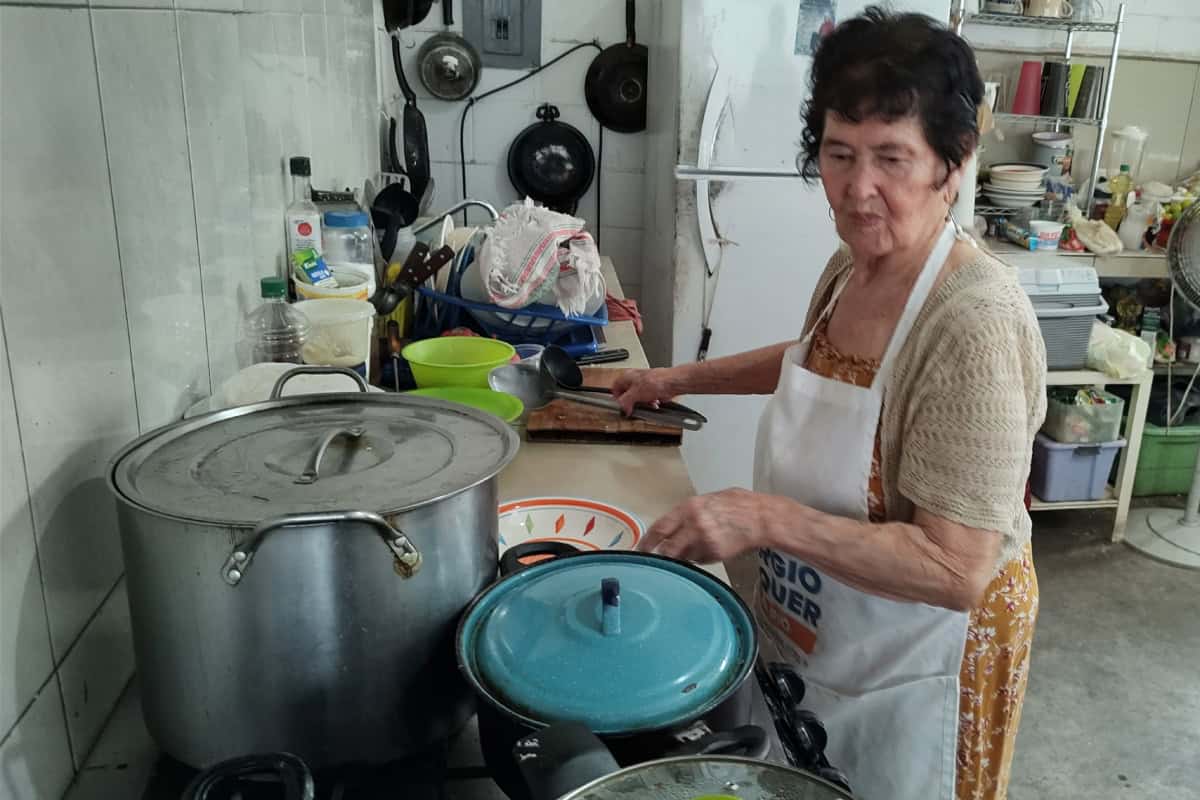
[478,197,605,316]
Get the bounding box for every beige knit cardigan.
[800,247,1048,568]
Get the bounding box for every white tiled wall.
[378,0,654,296]
[0,1,377,795]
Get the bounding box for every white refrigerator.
[640,0,953,496]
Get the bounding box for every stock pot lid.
[462,552,756,733]
[110,393,518,525]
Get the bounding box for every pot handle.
[669,724,770,759]
[269,365,369,399]
[498,540,582,577]
[294,425,367,484]
[222,511,422,585]
[183,752,314,800]
[513,722,620,800]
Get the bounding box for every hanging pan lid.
[418,33,482,100]
[507,104,595,215]
[458,550,757,734]
[109,368,519,526]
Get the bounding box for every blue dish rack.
[412,243,608,358]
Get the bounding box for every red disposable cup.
[1012,61,1044,116]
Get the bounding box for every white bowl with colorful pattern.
[497,497,644,554]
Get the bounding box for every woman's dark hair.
[798,6,984,186]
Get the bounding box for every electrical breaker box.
[462,0,542,70]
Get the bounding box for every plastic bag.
[1067,206,1123,255]
[1086,321,1151,379]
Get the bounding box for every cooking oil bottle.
[1105,164,1133,230]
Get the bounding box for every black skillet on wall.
[507,104,596,215]
[585,0,648,133]
[381,0,433,31]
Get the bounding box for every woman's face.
[819,112,964,259]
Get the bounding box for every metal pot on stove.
[456,543,765,800]
[513,721,854,800]
[107,366,519,768]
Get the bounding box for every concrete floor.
[1009,504,1200,799]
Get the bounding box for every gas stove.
[141,671,807,800]
[138,735,502,800]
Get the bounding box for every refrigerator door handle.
[694,68,727,280]
[676,165,807,181]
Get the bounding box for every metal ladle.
[539,346,708,425]
[488,364,703,431]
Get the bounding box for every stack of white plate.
[983,162,1048,208]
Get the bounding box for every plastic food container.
[1042,390,1124,443]
[1030,220,1066,251]
[297,298,376,377]
[322,210,373,265]
[402,337,516,388]
[295,264,375,301]
[1031,434,1125,502]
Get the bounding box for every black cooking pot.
[457,543,761,800]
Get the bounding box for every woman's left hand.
[636,488,771,563]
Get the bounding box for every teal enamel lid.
[463,552,756,733]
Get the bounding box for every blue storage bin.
[1030,433,1126,502]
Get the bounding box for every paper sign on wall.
[795,0,836,56]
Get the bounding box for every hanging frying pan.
[417,0,482,101]
[585,0,648,133]
[382,0,434,31]
[390,34,431,200]
[507,104,595,215]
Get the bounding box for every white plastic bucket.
[297,298,375,378]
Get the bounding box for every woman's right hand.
[611,368,682,415]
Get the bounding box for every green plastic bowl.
[402,337,516,388]
[406,387,524,423]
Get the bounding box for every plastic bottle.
[286,156,322,259]
[1118,191,1156,251]
[1104,164,1133,231]
[241,277,311,365]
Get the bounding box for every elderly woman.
[614,9,1045,800]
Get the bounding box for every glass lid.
[559,755,853,800]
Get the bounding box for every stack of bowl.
[983,163,1048,208]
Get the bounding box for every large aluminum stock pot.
[107,367,519,768]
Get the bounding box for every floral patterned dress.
[805,320,1039,800]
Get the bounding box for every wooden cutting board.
[525,367,683,445]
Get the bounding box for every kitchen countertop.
[64,259,720,799]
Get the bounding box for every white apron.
[752,222,968,800]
